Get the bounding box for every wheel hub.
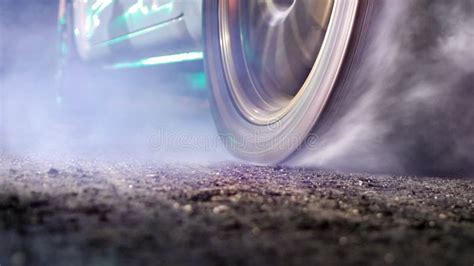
[219,0,334,124]
[272,0,295,10]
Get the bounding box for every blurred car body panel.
[62,0,202,62]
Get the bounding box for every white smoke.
[292,0,474,176]
[2,0,473,175]
[0,0,233,165]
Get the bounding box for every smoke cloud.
[0,0,232,165]
[292,0,474,177]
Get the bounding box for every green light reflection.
[95,17,176,48]
[126,1,173,17]
[108,51,204,69]
[185,72,208,91]
[86,0,114,38]
[110,1,174,39]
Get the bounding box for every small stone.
[230,194,242,203]
[339,236,348,245]
[183,204,193,213]
[213,205,230,214]
[384,252,395,264]
[252,227,261,235]
[47,168,59,176]
[376,213,383,219]
[439,213,447,219]
[11,251,26,266]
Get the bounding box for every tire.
[204,0,376,164]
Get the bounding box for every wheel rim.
[210,0,360,162]
[219,0,335,125]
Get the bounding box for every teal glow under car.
[58,0,377,164]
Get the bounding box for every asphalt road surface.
[0,157,473,266]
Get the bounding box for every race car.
[58,0,376,164]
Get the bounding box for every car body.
[58,0,204,67]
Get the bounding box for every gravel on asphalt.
[0,157,473,266]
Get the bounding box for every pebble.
[384,252,395,264]
[230,194,242,203]
[183,204,193,213]
[213,205,230,214]
[47,168,59,176]
[252,227,261,235]
[11,251,26,266]
[339,236,348,245]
